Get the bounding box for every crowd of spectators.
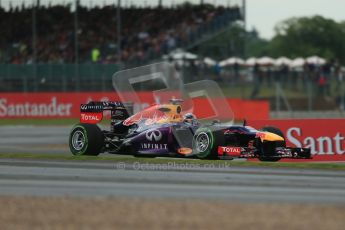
[212,59,344,100]
[0,3,241,65]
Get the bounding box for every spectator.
[250,62,261,99]
[91,47,101,63]
[321,60,333,97]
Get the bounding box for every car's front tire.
[192,127,224,159]
[69,123,104,156]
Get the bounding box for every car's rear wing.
[80,101,131,124]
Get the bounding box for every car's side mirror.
[158,107,171,112]
[212,119,220,124]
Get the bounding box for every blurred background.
[0,0,344,117]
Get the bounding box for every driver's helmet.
[183,113,197,124]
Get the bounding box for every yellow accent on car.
[156,104,183,123]
[177,148,193,155]
[260,132,284,142]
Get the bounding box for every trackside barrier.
[249,119,345,162]
[0,92,269,120]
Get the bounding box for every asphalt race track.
[0,125,345,203]
[0,158,345,203]
[0,126,71,154]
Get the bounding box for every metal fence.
[0,62,344,114]
[0,64,118,92]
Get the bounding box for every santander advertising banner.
[249,119,345,162]
[0,92,120,119]
[0,92,269,120]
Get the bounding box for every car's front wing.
[217,146,312,160]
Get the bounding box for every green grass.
[0,153,344,170]
[0,118,79,126]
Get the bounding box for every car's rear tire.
[192,127,224,159]
[69,123,104,156]
[258,126,285,162]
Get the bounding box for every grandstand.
[0,1,242,65]
[0,0,243,92]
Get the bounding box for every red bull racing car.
[69,99,311,161]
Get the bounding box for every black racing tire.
[69,123,104,156]
[192,127,224,159]
[258,126,285,162]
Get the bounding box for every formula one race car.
[69,99,311,161]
